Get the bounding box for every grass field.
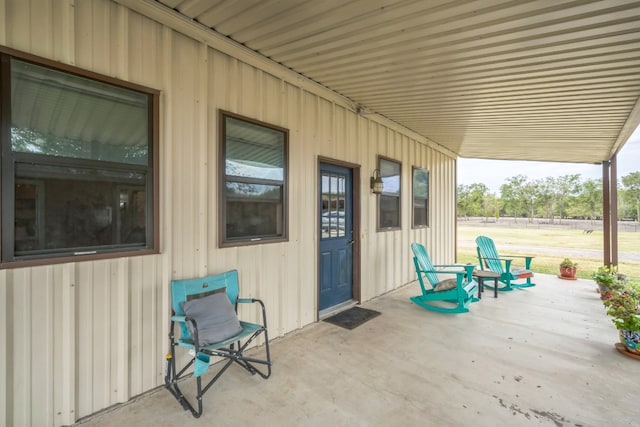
[457,223,640,281]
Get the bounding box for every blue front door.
[319,163,353,311]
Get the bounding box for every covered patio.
[2,2,640,425]
[77,274,637,427]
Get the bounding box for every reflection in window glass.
[380,195,400,228]
[380,158,400,195]
[2,54,156,263]
[378,157,401,229]
[225,183,282,238]
[10,59,149,165]
[225,117,284,180]
[321,173,346,239]
[14,163,147,256]
[412,167,429,227]
[221,112,288,244]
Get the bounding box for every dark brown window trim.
[218,110,289,248]
[0,248,158,270]
[0,45,160,269]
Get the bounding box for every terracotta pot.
[559,266,577,279]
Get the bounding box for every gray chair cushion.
[181,291,243,345]
[433,278,458,292]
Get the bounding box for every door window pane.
[321,173,346,239]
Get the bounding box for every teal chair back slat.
[476,236,504,274]
[410,242,440,286]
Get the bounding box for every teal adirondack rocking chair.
[475,235,535,291]
[410,243,479,314]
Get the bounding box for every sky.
[457,125,640,193]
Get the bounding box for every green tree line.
[458,172,640,222]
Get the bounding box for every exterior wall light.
[370,169,383,194]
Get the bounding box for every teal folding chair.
[475,235,535,292]
[165,270,271,418]
[410,243,479,314]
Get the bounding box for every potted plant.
[558,258,577,280]
[602,280,640,357]
[592,265,619,298]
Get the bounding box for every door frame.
[317,156,361,319]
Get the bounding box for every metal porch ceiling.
[153,0,640,163]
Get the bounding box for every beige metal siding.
[0,0,456,425]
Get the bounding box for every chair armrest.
[424,269,466,275]
[170,315,203,348]
[482,256,533,271]
[433,263,471,268]
[427,265,475,279]
[432,263,473,272]
[502,255,534,259]
[237,297,268,328]
[483,255,533,261]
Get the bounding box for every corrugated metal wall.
[0,0,457,425]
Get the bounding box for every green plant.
[592,265,618,286]
[560,258,577,268]
[602,280,640,333]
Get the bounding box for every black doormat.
[323,306,381,330]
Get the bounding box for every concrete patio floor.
[76,274,640,427]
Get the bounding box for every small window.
[1,51,158,266]
[377,156,401,230]
[321,171,347,239]
[219,111,288,246]
[412,167,429,228]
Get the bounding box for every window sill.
[0,248,159,270]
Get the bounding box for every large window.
[412,167,429,228]
[1,48,159,266]
[378,156,401,230]
[219,111,288,246]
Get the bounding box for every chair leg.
[211,329,272,379]
[165,346,200,416]
[165,327,272,418]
